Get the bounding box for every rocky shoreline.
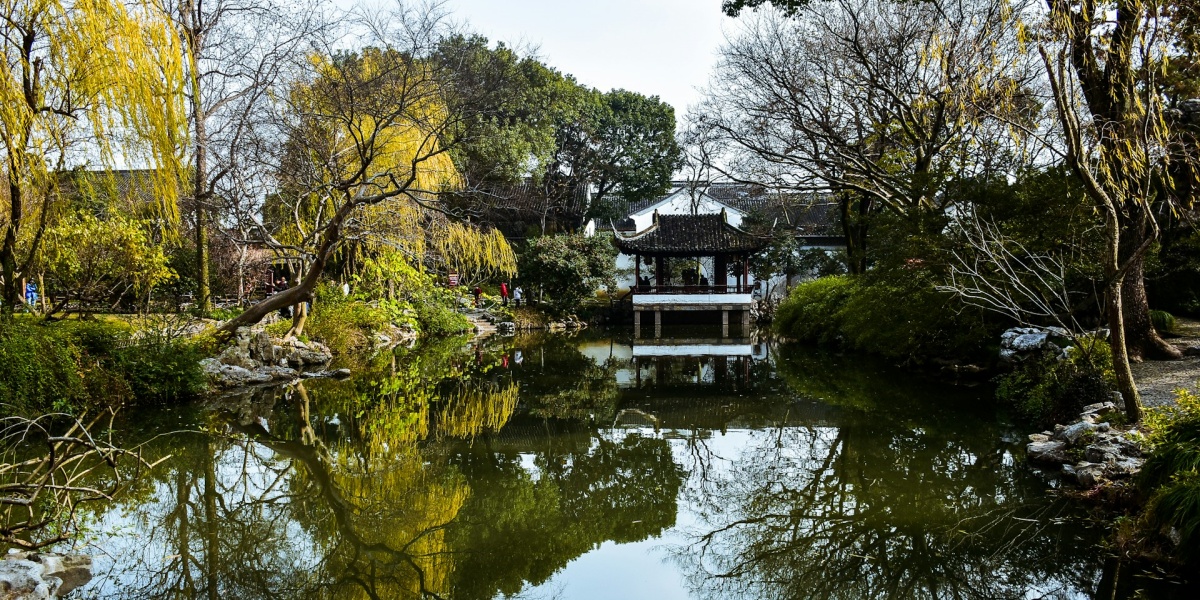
[1026,401,1145,488]
[200,327,338,389]
[0,552,91,600]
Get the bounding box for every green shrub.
[837,273,991,362]
[0,318,205,413]
[773,273,993,362]
[1140,388,1200,565]
[0,321,89,413]
[414,297,472,336]
[304,284,391,355]
[209,306,244,321]
[111,339,206,404]
[994,335,1115,427]
[1151,309,1177,335]
[773,275,855,345]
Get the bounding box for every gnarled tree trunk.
[1121,251,1182,361]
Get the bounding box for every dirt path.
[1131,318,1200,408]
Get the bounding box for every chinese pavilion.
[612,210,769,338]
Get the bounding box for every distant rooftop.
[612,213,769,257]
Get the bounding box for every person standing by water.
[472,285,482,308]
[512,286,523,308]
[500,282,509,306]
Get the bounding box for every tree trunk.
[186,13,212,316]
[1107,281,1142,422]
[192,90,212,315]
[1122,251,1182,360]
[839,192,870,275]
[217,197,357,337]
[288,296,309,338]
[1,175,23,313]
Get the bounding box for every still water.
[75,328,1188,599]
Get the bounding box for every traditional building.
[598,182,845,299]
[612,210,769,338]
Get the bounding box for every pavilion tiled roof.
[612,212,769,257]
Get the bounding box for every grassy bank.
[0,317,207,414]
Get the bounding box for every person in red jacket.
[472,285,482,308]
[500,282,510,306]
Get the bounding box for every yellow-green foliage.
[39,211,173,308]
[0,0,186,225]
[1139,384,1200,564]
[1144,386,1200,446]
[773,275,855,345]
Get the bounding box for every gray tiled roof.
[612,213,769,256]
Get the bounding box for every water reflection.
[74,331,1192,599]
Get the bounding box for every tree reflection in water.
[672,349,1104,600]
[88,335,683,600]
[79,334,1145,600]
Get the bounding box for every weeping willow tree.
[227,4,518,338]
[0,0,186,313]
[277,344,519,598]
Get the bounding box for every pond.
[74,327,1192,599]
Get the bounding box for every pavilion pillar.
[655,256,664,292]
[634,254,641,290]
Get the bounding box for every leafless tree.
[695,0,1039,213]
[693,0,1044,273]
[1,411,167,549]
[161,0,331,312]
[938,213,1099,336]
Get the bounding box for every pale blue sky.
[440,0,734,116]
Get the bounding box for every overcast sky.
[438,0,735,118]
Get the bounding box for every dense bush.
[772,275,854,346]
[994,335,1115,427]
[411,292,472,337]
[516,234,616,317]
[0,320,89,412]
[773,272,994,363]
[1150,310,1177,335]
[0,318,205,414]
[307,284,392,354]
[1139,387,1200,565]
[281,283,472,355]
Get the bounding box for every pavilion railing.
[631,284,754,295]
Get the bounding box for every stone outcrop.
[1025,401,1145,487]
[999,327,1068,363]
[0,553,92,599]
[202,327,334,389]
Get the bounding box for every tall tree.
[0,0,185,313]
[697,0,1036,270]
[721,0,1200,422]
[551,88,682,217]
[162,0,325,314]
[221,4,517,337]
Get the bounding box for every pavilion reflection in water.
[620,334,768,392]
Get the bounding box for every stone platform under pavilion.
[613,211,769,338]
